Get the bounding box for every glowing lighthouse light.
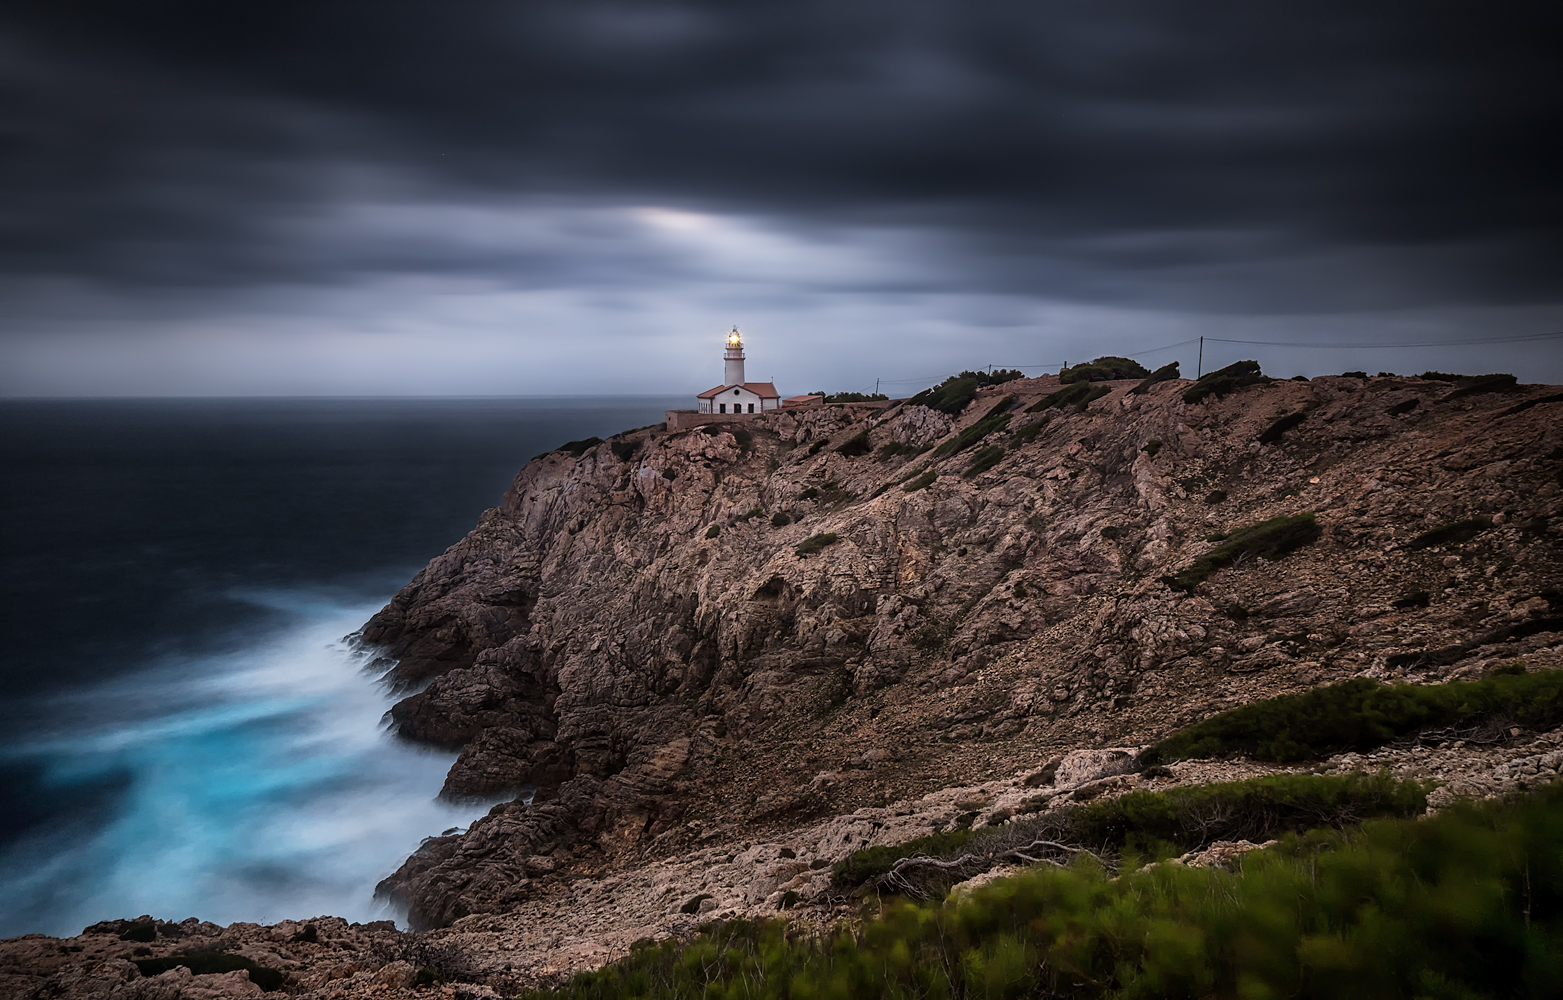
[695,327,780,416]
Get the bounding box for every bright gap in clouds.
[2,199,1560,397]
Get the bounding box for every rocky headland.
[7,369,1563,998]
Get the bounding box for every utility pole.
[1197,337,1204,378]
[875,378,880,395]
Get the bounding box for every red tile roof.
[696,382,781,399]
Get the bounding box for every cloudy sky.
[2,1,1560,396]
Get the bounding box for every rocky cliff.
[358,371,1563,930]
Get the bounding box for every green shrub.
[821,391,888,403]
[908,376,980,414]
[1159,512,1321,592]
[770,511,791,527]
[1391,590,1431,608]
[1010,418,1047,448]
[1140,670,1563,765]
[835,430,872,457]
[1258,411,1306,444]
[1419,370,1465,381]
[678,893,714,914]
[794,532,838,557]
[1027,382,1111,413]
[962,444,1007,479]
[1141,439,1162,457]
[134,953,286,992]
[1502,391,1563,416]
[874,441,924,461]
[1387,397,1420,415]
[1059,356,1150,383]
[807,438,828,456]
[557,436,603,457]
[704,524,721,539]
[798,487,820,499]
[1387,617,1563,670]
[930,398,1014,459]
[903,471,938,493]
[1182,360,1266,404]
[118,921,156,943]
[609,439,640,462]
[1446,373,1518,398]
[522,786,1563,1000]
[1405,515,1492,550]
[1204,488,1228,504]
[1128,360,1181,395]
[832,830,979,888]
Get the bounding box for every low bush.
[557,437,602,457]
[523,785,1563,1000]
[1026,381,1111,413]
[1502,391,1563,416]
[831,829,979,888]
[834,430,872,457]
[1059,356,1150,383]
[1391,589,1430,608]
[930,398,1015,459]
[962,444,1007,479]
[903,470,938,493]
[1405,515,1492,550]
[798,486,819,500]
[1182,360,1267,404]
[1159,512,1321,592]
[770,511,792,527]
[1387,397,1420,415]
[134,953,286,992]
[1419,370,1465,381]
[794,532,838,557]
[1258,411,1306,444]
[1141,439,1162,457]
[819,391,888,403]
[704,524,721,539]
[1387,617,1563,670]
[1009,418,1047,448]
[908,376,980,415]
[807,438,828,456]
[1341,370,1368,379]
[609,439,639,462]
[874,441,924,461]
[1128,360,1180,395]
[1204,488,1227,504]
[1139,670,1563,766]
[1447,372,1519,398]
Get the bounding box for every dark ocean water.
[0,396,683,937]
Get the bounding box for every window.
[719,403,726,413]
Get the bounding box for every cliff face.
[361,373,1563,928]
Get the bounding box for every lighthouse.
[724,327,747,386]
[695,327,781,415]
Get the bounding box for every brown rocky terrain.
[6,369,1563,999]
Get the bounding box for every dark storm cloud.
[1,0,1559,311]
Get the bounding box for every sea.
[0,396,685,939]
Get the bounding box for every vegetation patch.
[133,953,286,992]
[794,532,838,557]
[798,486,819,500]
[908,376,980,415]
[1391,589,1430,608]
[704,524,721,539]
[902,470,938,493]
[1026,381,1110,413]
[930,398,1015,459]
[1387,397,1420,415]
[834,430,872,457]
[1159,512,1321,592]
[1128,360,1181,395]
[1405,515,1492,550]
[874,441,925,461]
[1141,439,1162,457]
[1059,356,1150,383]
[806,438,828,456]
[812,391,887,403]
[831,829,979,888]
[1387,617,1563,670]
[1502,391,1563,416]
[962,444,1008,479]
[1258,410,1307,444]
[1181,359,1267,404]
[1447,372,1518,398]
[556,436,603,457]
[521,785,1563,1000]
[609,439,640,462]
[770,511,792,527]
[1009,418,1047,448]
[1140,670,1563,766]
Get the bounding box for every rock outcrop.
[354,372,1563,929]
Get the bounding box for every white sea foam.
[0,590,488,937]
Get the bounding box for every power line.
[1204,330,1563,349]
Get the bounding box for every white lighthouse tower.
[724,327,746,386]
[695,327,781,415]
